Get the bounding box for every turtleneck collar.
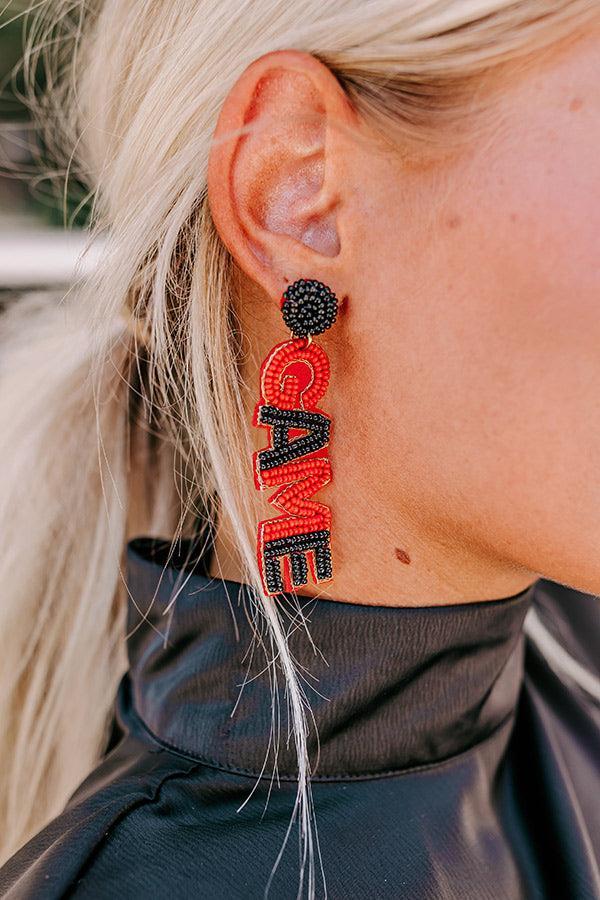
[124,536,537,780]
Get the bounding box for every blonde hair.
[2,2,599,897]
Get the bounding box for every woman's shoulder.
[0,722,298,900]
[1,579,598,900]
[527,578,600,682]
[523,577,600,724]
[514,579,600,884]
[0,731,205,899]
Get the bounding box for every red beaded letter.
[253,337,334,596]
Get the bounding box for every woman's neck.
[207,499,538,607]
[208,284,539,607]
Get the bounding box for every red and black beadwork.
[252,279,338,597]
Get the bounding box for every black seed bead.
[257,405,330,471]
[290,552,308,586]
[264,530,331,555]
[281,278,338,337]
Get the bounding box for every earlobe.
[207,50,351,297]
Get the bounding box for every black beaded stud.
[281,278,338,338]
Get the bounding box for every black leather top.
[0,536,598,899]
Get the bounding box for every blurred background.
[0,1,92,294]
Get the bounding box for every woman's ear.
[207,49,358,299]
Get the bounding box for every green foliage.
[0,2,34,121]
[0,2,89,228]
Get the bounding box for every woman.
[0,0,599,897]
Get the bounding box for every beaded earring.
[252,278,338,597]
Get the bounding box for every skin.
[206,23,600,607]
